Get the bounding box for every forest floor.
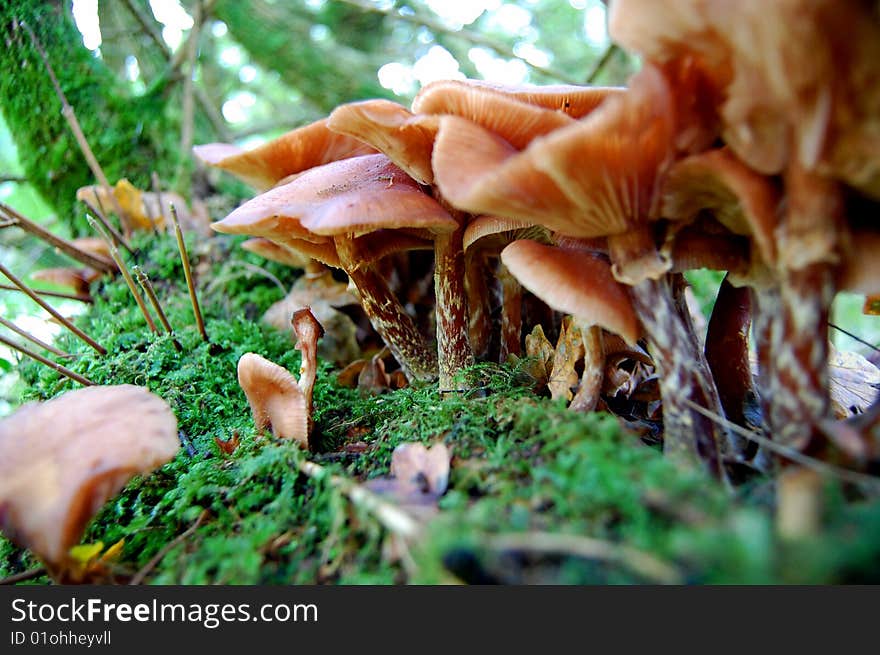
[3,231,880,585]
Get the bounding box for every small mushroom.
[463,215,551,360]
[0,384,179,580]
[501,239,639,412]
[213,154,455,383]
[237,352,309,447]
[292,307,324,417]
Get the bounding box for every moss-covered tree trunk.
[0,0,176,234]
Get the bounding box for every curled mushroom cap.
[660,147,781,266]
[213,154,457,242]
[501,239,639,345]
[0,385,178,574]
[327,99,436,184]
[434,65,676,248]
[193,118,376,191]
[237,353,309,447]
[413,79,623,120]
[241,237,313,269]
[412,80,577,149]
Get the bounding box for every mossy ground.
[3,231,880,585]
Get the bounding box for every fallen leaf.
[525,324,554,385]
[548,316,585,402]
[390,442,451,496]
[214,431,241,455]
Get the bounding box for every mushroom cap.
[327,99,436,184]
[412,79,578,149]
[216,154,456,242]
[413,78,624,120]
[667,221,751,276]
[237,353,309,447]
[0,385,179,569]
[193,118,376,191]
[660,147,780,265]
[241,237,312,268]
[838,229,880,296]
[610,0,880,195]
[462,215,549,252]
[434,65,676,239]
[501,239,640,345]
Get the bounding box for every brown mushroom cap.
[193,118,376,191]
[501,239,640,345]
[327,99,436,184]
[237,353,309,447]
[0,385,178,570]
[434,66,676,244]
[241,237,312,268]
[660,147,780,265]
[462,215,548,252]
[215,154,457,239]
[412,80,577,149]
[413,78,624,120]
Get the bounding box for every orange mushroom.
[237,352,309,447]
[193,118,376,191]
[214,154,457,382]
[501,240,639,412]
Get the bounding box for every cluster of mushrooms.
[194,0,880,481]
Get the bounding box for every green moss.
[0,1,178,234]
[3,231,880,585]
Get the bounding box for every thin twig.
[297,459,422,540]
[829,322,880,354]
[0,316,72,358]
[0,262,106,355]
[0,567,47,586]
[0,283,92,303]
[170,204,208,341]
[485,531,682,584]
[80,199,136,257]
[0,202,115,273]
[337,0,582,85]
[0,283,91,304]
[129,510,209,585]
[133,265,182,350]
[0,333,94,386]
[681,398,880,492]
[19,20,132,233]
[584,43,620,83]
[85,216,159,334]
[0,175,27,184]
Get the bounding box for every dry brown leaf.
[525,324,555,385]
[548,316,585,402]
[390,442,451,496]
[828,346,880,419]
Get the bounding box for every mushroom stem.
[497,260,523,361]
[705,275,754,451]
[623,274,728,476]
[768,165,843,450]
[344,263,437,383]
[433,223,475,391]
[464,251,493,359]
[570,325,605,412]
